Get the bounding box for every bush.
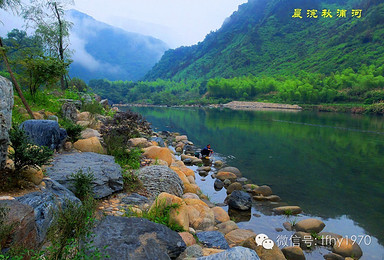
[122,170,142,192]
[60,119,84,142]
[44,197,101,260]
[101,111,151,168]
[9,126,53,172]
[81,101,104,115]
[69,169,95,201]
[125,198,184,232]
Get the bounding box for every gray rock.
[61,102,78,122]
[236,177,248,184]
[121,193,149,205]
[228,190,252,211]
[196,231,229,249]
[197,246,260,259]
[0,200,38,250]
[58,99,82,109]
[0,76,13,169]
[151,136,165,147]
[47,115,59,122]
[20,120,67,150]
[80,128,101,139]
[16,179,80,244]
[100,99,109,108]
[177,244,203,259]
[45,152,123,199]
[218,167,242,177]
[138,165,184,198]
[223,179,231,186]
[214,179,224,190]
[91,216,186,260]
[82,94,93,104]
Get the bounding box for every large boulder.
[225,229,257,245]
[218,167,242,177]
[19,120,67,150]
[272,206,302,215]
[128,137,152,148]
[92,216,186,260]
[80,128,101,140]
[138,165,184,198]
[61,102,77,122]
[197,246,260,260]
[217,221,239,235]
[149,192,189,231]
[0,200,38,250]
[0,76,13,169]
[281,246,305,260]
[227,190,252,211]
[196,231,229,249]
[73,137,104,153]
[143,146,173,166]
[216,172,237,182]
[16,179,80,244]
[294,218,325,233]
[240,236,286,260]
[185,199,215,231]
[212,207,230,223]
[45,152,123,199]
[332,238,363,259]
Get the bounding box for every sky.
[0,0,248,48]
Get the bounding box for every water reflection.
[127,106,384,258]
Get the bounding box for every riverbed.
[125,106,384,259]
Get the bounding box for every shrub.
[45,197,100,260]
[9,126,53,172]
[122,170,142,192]
[101,111,152,147]
[81,101,104,115]
[125,198,184,232]
[69,169,95,201]
[60,119,84,142]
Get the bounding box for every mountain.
[67,10,169,82]
[144,0,384,81]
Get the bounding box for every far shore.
[114,101,303,111]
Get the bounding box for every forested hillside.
[144,0,384,81]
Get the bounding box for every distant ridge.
[68,9,169,82]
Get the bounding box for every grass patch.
[69,169,95,201]
[60,119,84,143]
[122,170,143,192]
[125,198,184,232]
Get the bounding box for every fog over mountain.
[67,9,169,82]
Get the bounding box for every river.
[126,106,384,259]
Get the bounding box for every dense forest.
[88,0,384,111]
[145,0,384,81]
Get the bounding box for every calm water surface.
[127,106,384,259]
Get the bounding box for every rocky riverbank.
[0,101,363,259]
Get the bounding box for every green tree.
[22,0,73,90]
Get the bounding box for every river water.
[127,106,384,259]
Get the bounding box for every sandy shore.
[222,101,302,111]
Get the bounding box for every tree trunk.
[0,36,35,119]
[54,2,67,90]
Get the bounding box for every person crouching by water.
[201,144,213,159]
